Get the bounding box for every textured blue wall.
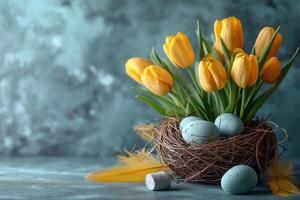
[0,0,299,158]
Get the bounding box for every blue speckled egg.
[179,116,202,131]
[214,113,244,137]
[221,165,258,194]
[181,120,219,144]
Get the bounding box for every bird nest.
[154,118,287,184]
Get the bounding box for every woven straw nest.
[154,118,288,184]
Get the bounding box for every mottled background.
[0,0,299,158]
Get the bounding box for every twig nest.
[221,165,258,194]
[214,113,244,137]
[155,118,279,184]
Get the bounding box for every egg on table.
[214,113,244,137]
[181,120,219,145]
[179,116,201,131]
[221,165,258,194]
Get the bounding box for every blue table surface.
[0,157,299,200]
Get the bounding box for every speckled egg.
[181,120,219,144]
[214,113,244,137]
[221,165,258,194]
[179,116,202,131]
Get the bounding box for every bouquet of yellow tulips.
[86,17,300,197]
[125,17,299,123]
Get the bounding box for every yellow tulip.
[198,55,227,92]
[163,32,195,68]
[141,65,173,96]
[254,27,282,58]
[261,57,281,84]
[125,58,153,84]
[231,53,258,88]
[233,48,245,55]
[214,17,243,56]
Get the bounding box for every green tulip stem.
[187,67,212,118]
[234,88,242,115]
[168,92,185,111]
[187,67,202,95]
[255,80,263,95]
[213,92,223,114]
[189,99,210,120]
[240,88,246,118]
[218,92,225,113]
[245,80,263,110]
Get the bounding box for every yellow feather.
[85,149,166,183]
[134,124,155,142]
[266,158,300,197]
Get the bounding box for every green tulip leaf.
[150,48,169,69]
[220,38,231,67]
[251,46,256,55]
[136,95,166,116]
[202,38,220,60]
[134,87,181,110]
[185,100,197,116]
[225,81,238,113]
[196,20,205,61]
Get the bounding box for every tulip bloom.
[163,32,195,68]
[198,55,227,92]
[261,57,281,84]
[141,65,173,96]
[214,17,243,56]
[231,53,258,88]
[254,27,282,58]
[125,58,153,84]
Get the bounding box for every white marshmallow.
[145,171,171,191]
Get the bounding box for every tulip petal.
[141,65,173,96]
[254,27,282,58]
[177,32,190,45]
[125,58,153,84]
[213,17,243,56]
[231,53,251,88]
[214,20,222,42]
[163,32,195,68]
[248,55,258,86]
[199,62,215,92]
[261,57,281,83]
[268,33,282,58]
[199,55,227,92]
[166,36,174,46]
[163,44,170,58]
[125,67,141,84]
[169,35,194,67]
[208,62,227,89]
[232,17,243,47]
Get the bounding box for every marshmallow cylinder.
[145,171,171,191]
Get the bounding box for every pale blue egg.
[181,120,219,144]
[221,165,258,194]
[214,113,244,137]
[179,116,201,131]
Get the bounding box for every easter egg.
[181,120,219,144]
[221,165,258,194]
[179,116,202,131]
[214,113,244,137]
